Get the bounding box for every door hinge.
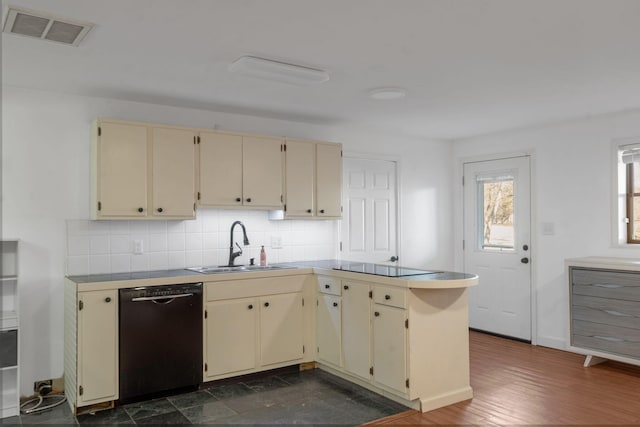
[197,192,201,200]
[317,346,319,353]
[302,298,304,306]
[193,136,196,144]
[281,194,283,203]
[194,203,196,211]
[462,175,465,186]
[197,136,201,144]
[369,366,374,375]
[406,379,410,388]
[368,290,372,299]
[281,144,283,152]
[78,300,84,311]
[79,385,83,396]
[98,126,101,137]
[284,144,287,152]
[205,363,208,372]
[339,241,342,251]
[303,345,305,353]
[405,319,409,329]
[316,299,319,306]
[462,240,465,250]
[97,201,101,211]
[284,204,287,212]
[341,150,343,157]
[204,310,207,319]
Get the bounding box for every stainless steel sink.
[185,265,296,274]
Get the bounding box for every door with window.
[463,156,531,341]
[341,158,398,264]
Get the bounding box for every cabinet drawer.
[317,276,341,296]
[572,319,640,359]
[572,268,640,302]
[373,285,406,309]
[0,329,17,368]
[572,295,640,330]
[206,276,305,301]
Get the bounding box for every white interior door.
[341,158,398,264]
[463,156,532,341]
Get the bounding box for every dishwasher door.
[119,283,203,401]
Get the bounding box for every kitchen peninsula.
[64,261,477,415]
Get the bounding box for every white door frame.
[341,151,402,264]
[454,150,538,345]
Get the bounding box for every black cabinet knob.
[385,295,391,300]
[344,285,349,290]
[523,244,529,251]
[236,197,241,202]
[138,207,144,213]
[374,311,380,317]
[333,302,338,307]
[521,257,529,264]
[325,284,330,289]
[320,209,325,214]
[157,207,163,213]
[264,302,269,307]
[307,209,312,213]
[248,304,253,310]
[105,297,111,303]
[246,198,252,203]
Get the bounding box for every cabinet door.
[260,292,303,366]
[317,294,342,367]
[205,298,257,378]
[342,282,370,379]
[77,290,118,405]
[199,131,243,207]
[284,139,314,217]
[152,127,196,218]
[243,136,284,208]
[316,143,342,217]
[372,304,406,394]
[97,122,148,217]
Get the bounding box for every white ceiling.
[4,0,640,140]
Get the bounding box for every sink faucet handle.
[235,242,243,254]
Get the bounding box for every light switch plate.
[271,235,283,249]
[133,240,144,254]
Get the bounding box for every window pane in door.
[478,177,514,250]
[632,196,640,240]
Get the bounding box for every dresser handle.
[603,309,631,317]
[592,283,623,288]
[592,335,625,342]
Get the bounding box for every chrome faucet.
[227,221,250,266]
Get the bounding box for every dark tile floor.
[2,369,409,425]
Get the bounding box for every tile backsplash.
[66,209,339,275]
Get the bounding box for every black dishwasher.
[119,283,203,401]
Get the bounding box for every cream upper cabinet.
[204,298,257,379]
[284,139,315,217]
[199,131,284,209]
[260,292,304,366]
[372,304,407,395]
[91,120,196,220]
[341,281,371,380]
[92,121,148,218]
[77,289,118,406]
[151,127,197,218]
[284,139,342,219]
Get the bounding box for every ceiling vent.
[2,6,93,46]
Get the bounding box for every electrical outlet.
[34,379,52,393]
[133,239,144,254]
[271,235,282,249]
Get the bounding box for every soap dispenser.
[260,245,267,266]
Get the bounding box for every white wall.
[2,86,453,395]
[452,110,640,349]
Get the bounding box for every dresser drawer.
[572,319,640,359]
[373,285,406,309]
[572,295,640,330]
[571,268,640,302]
[317,276,341,296]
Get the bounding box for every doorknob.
[521,257,529,264]
[390,256,398,262]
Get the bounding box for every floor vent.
[3,6,93,46]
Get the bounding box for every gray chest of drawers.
[569,262,640,367]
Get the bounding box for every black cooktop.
[332,262,441,277]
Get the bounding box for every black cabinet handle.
[236,197,242,202]
[307,209,312,213]
[344,285,349,290]
[105,297,111,303]
[320,209,325,214]
[246,198,252,203]
[248,304,253,310]
[385,295,391,300]
[157,207,163,213]
[374,311,380,317]
[333,302,338,307]
[138,207,144,213]
[264,302,269,307]
[325,284,330,289]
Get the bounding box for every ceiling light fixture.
[229,56,329,85]
[369,87,407,100]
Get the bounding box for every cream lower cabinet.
[316,294,342,367]
[341,281,371,381]
[76,289,119,407]
[204,276,308,381]
[372,304,407,394]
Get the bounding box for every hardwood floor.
[368,330,640,425]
